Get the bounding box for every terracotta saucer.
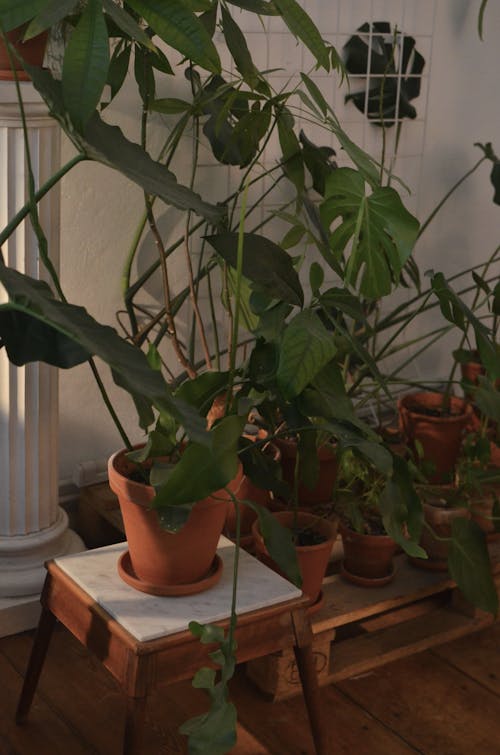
[340,562,396,587]
[117,550,223,596]
[306,590,324,615]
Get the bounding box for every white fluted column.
[0,82,83,635]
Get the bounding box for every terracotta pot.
[251,510,338,606]
[339,521,398,585]
[108,448,243,595]
[415,501,470,570]
[0,26,48,81]
[398,392,473,483]
[275,438,338,506]
[224,441,280,540]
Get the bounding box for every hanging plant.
[343,21,425,126]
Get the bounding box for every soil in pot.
[251,510,338,609]
[108,448,243,596]
[398,391,473,483]
[276,438,338,506]
[339,521,398,586]
[0,26,48,80]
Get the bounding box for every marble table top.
[54,537,302,642]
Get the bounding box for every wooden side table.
[16,540,330,754]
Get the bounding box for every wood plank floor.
[2,622,500,754]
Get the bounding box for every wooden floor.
[2,620,500,754]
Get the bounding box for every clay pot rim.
[398,391,472,424]
[338,520,395,546]
[108,446,243,508]
[274,436,336,461]
[251,509,338,552]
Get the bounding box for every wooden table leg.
[294,642,331,755]
[16,605,57,724]
[123,695,148,755]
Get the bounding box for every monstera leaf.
[320,167,420,299]
[343,21,425,126]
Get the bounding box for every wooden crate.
[247,543,500,700]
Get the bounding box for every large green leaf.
[27,66,224,225]
[24,0,79,39]
[221,5,259,90]
[250,504,302,586]
[62,0,110,131]
[0,262,208,444]
[152,415,245,509]
[102,0,156,49]
[277,108,304,195]
[276,310,336,399]
[226,0,279,15]
[0,0,48,32]
[448,518,498,615]
[273,0,329,70]
[127,0,221,73]
[206,232,304,307]
[379,457,426,558]
[320,168,419,299]
[175,371,229,415]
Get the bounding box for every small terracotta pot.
[224,441,280,540]
[0,26,48,81]
[414,500,470,570]
[339,522,398,585]
[275,438,338,506]
[398,392,472,483]
[251,510,338,606]
[108,448,243,595]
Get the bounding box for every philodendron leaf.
[127,0,221,74]
[0,262,208,445]
[448,517,498,615]
[206,232,304,307]
[27,66,224,225]
[276,310,336,399]
[152,415,245,509]
[320,167,419,299]
[62,0,110,131]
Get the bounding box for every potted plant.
[335,450,399,586]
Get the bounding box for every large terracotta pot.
[339,522,398,586]
[251,510,338,607]
[398,392,473,483]
[0,26,48,81]
[275,438,338,506]
[108,448,243,595]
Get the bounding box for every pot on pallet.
[339,521,398,587]
[108,448,243,596]
[275,438,338,506]
[412,496,470,571]
[252,510,338,611]
[398,391,473,483]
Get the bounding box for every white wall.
[58,0,500,480]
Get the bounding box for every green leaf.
[474,376,500,423]
[189,622,226,644]
[27,67,224,225]
[126,0,221,74]
[226,0,279,15]
[175,371,229,414]
[0,262,208,444]
[150,97,191,114]
[253,505,302,586]
[277,108,304,194]
[320,168,419,299]
[106,43,131,103]
[448,517,498,615]
[379,457,426,558]
[221,5,259,89]
[0,0,48,32]
[62,0,110,131]
[478,0,489,40]
[206,232,304,307]
[179,699,237,755]
[273,0,329,70]
[298,360,363,428]
[152,415,245,508]
[102,0,156,49]
[309,262,324,294]
[24,0,79,39]
[276,310,337,399]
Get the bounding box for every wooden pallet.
[247,544,500,700]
